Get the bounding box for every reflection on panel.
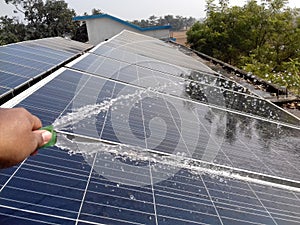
[10,69,300,181]
[0,31,299,225]
[71,53,299,126]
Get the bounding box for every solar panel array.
[0,30,299,225]
[0,37,93,100]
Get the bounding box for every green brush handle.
[39,125,57,148]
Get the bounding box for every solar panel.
[91,32,214,74]
[0,72,28,89]
[0,30,299,224]
[0,86,10,96]
[0,37,93,99]
[69,53,250,94]
[22,38,89,55]
[69,53,299,126]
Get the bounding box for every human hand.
[0,108,52,168]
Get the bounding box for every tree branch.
[14,5,25,14]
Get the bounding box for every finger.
[32,130,52,149]
[31,114,42,131]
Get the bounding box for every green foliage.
[0,16,26,45]
[72,8,103,42]
[187,0,300,93]
[2,0,77,43]
[26,0,76,39]
[244,56,300,92]
[131,15,196,31]
[72,21,88,43]
[91,8,103,15]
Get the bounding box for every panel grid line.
[65,67,300,131]
[0,204,75,223]
[0,212,60,225]
[75,152,98,225]
[1,30,299,225]
[0,196,78,215]
[139,63,159,224]
[248,183,279,225]
[156,214,211,225]
[79,212,145,225]
[251,130,300,174]
[85,52,258,99]
[4,185,82,202]
[200,176,224,225]
[7,175,84,194]
[191,107,234,166]
[0,160,26,192]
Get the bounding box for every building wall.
[86,18,170,45]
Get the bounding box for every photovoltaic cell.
[0,46,63,65]
[0,37,92,98]
[0,72,28,89]
[69,53,299,126]
[91,33,214,74]
[6,44,71,61]
[0,67,299,224]
[0,53,55,71]
[70,53,249,95]
[0,31,299,224]
[0,86,10,96]
[23,37,94,54]
[21,37,93,56]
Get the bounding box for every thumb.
[33,130,53,148]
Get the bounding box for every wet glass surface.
[0,31,299,225]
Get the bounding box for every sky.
[0,0,300,21]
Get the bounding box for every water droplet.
[129,195,135,200]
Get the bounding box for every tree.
[72,21,88,43]
[72,8,103,42]
[131,15,196,31]
[149,15,158,26]
[187,0,300,93]
[185,17,197,29]
[4,0,77,40]
[0,16,26,45]
[91,8,103,15]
